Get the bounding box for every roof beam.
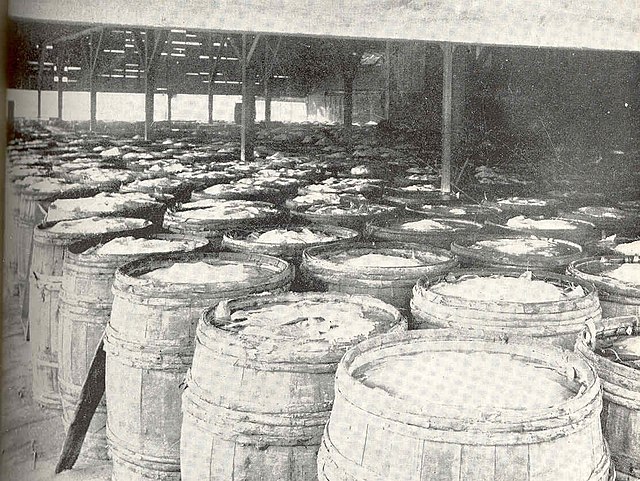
[53,25,104,44]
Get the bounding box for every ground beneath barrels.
[1,295,111,481]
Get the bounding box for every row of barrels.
[34,226,638,481]
[7,161,639,305]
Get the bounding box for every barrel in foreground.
[181,291,406,481]
[319,330,614,481]
[575,316,640,481]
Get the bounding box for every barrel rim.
[112,250,293,296]
[568,255,640,297]
[65,232,209,266]
[451,235,584,267]
[221,222,360,255]
[302,241,458,279]
[486,216,598,238]
[33,217,153,244]
[367,215,484,232]
[336,329,602,429]
[195,291,406,364]
[413,268,599,312]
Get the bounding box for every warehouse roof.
[9,0,640,52]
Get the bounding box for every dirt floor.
[1,294,111,481]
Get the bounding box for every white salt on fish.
[401,219,453,231]
[506,215,578,230]
[343,253,424,268]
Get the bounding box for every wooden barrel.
[222,223,359,290]
[365,216,483,248]
[120,177,195,204]
[163,200,283,249]
[301,242,458,310]
[181,292,406,481]
[318,330,614,481]
[288,199,398,233]
[584,237,639,257]
[190,182,286,205]
[411,269,602,349]
[576,316,640,481]
[406,202,503,223]
[486,216,599,244]
[17,180,117,312]
[482,196,562,217]
[563,206,640,238]
[58,233,208,459]
[104,251,294,481]
[45,192,166,226]
[568,256,640,317]
[451,236,586,273]
[29,217,152,409]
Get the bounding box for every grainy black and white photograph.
[2,1,639,480]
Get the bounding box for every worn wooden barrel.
[564,206,640,238]
[451,236,586,273]
[568,256,640,318]
[222,223,359,290]
[482,196,562,217]
[190,182,286,205]
[576,316,640,481]
[366,216,483,248]
[163,200,283,248]
[318,330,614,481]
[17,180,110,311]
[58,234,208,459]
[301,242,458,310]
[181,292,406,481]
[411,269,602,349]
[288,199,398,233]
[119,177,195,204]
[105,251,294,481]
[406,202,503,223]
[487,216,599,244]
[29,217,152,409]
[45,192,166,226]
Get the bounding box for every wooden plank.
[441,42,453,194]
[54,335,106,474]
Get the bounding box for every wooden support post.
[37,44,45,121]
[441,42,454,194]
[144,53,155,139]
[207,34,223,124]
[89,76,97,130]
[384,41,391,120]
[343,74,354,133]
[8,100,15,124]
[264,74,271,126]
[261,36,281,127]
[88,30,103,132]
[56,51,64,120]
[141,29,167,140]
[166,49,172,128]
[240,34,257,162]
